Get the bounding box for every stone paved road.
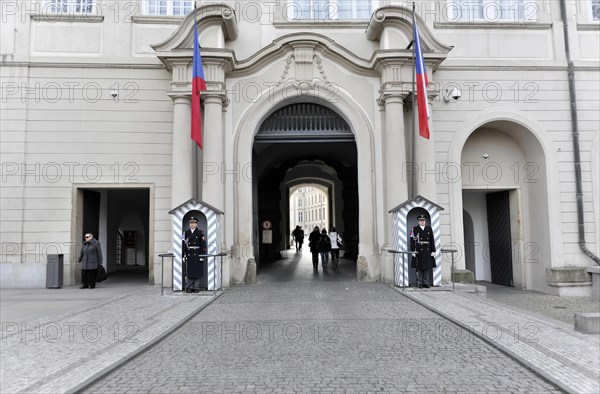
[84,282,562,393]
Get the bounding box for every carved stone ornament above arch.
[366,6,453,54]
[151,3,238,55]
[151,4,450,82]
[229,32,377,79]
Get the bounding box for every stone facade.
[1,1,598,294]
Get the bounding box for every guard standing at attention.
[410,214,436,288]
[183,216,207,293]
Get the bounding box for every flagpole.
[411,2,416,199]
[193,1,200,200]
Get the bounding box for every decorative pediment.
[151,3,238,54]
[151,4,450,88]
[229,33,377,78]
[367,6,453,53]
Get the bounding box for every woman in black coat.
[78,233,103,289]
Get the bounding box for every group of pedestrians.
[306,226,343,272]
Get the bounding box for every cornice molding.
[577,23,600,31]
[0,61,164,69]
[273,20,370,29]
[131,15,184,25]
[377,89,410,107]
[434,21,552,30]
[30,14,104,23]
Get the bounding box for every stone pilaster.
[414,94,437,202]
[168,95,194,207]
[200,58,230,212]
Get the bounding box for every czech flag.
[413,18,430,140]
[191,21,206,149]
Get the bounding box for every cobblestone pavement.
[1,286,220,393]
[404,289,600,394]
[84,282,562,393]
[477,282,600,325]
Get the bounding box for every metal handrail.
[158,253,174,296]
[384,249,413,291]
[196,253,227,296]
[441,249,458,292]
[159,252,227,296]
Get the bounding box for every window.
[447,0,538,22]
[287,0,375,21]
[298,198,303,207]
[592,0,600,21]
[46,0,95,14]
[143,0,193,16]
[298,212,304,222]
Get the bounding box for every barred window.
[46,0,95,14]
[447,0,538,22]
[143,0,193,16]
[288,0,376,21]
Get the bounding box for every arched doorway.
[458,120,553,290]
[233,80,378,285]
[252,102,358,279]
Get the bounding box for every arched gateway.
[153,4,451,287]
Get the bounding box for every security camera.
[110,90,118,98]
[482,153,489,160]
[444,87,462,102]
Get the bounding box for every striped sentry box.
[389,195,444,287]
[169,199,223,291]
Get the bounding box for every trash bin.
[46,254,64,288]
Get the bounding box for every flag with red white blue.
[191,21,207,149]
[413,17,430,139]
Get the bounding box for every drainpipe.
[559,0,600,265]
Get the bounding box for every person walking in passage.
[318,228,332,272]
[410,214,436,288]
[328,227,343,272]
[183,217,207,293]
[308,226,321,272]
[78,233,102,289]
[291,225,305,252]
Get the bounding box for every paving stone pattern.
[484,293,600,325]
[405,290,599,394]
[0,287,216,393]
[85,282,562,393]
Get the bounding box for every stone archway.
[448,112,559,292]
[233,87,376,284]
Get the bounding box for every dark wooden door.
[486,191,513,286]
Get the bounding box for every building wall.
[1,0,598,290]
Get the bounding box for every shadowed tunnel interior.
[252,102,359,276]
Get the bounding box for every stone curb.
[67,290,227,394]
[0,287,227,394]
[388,285,578,394]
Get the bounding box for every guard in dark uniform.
[182,217,207,293]
[410,214,436,288]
